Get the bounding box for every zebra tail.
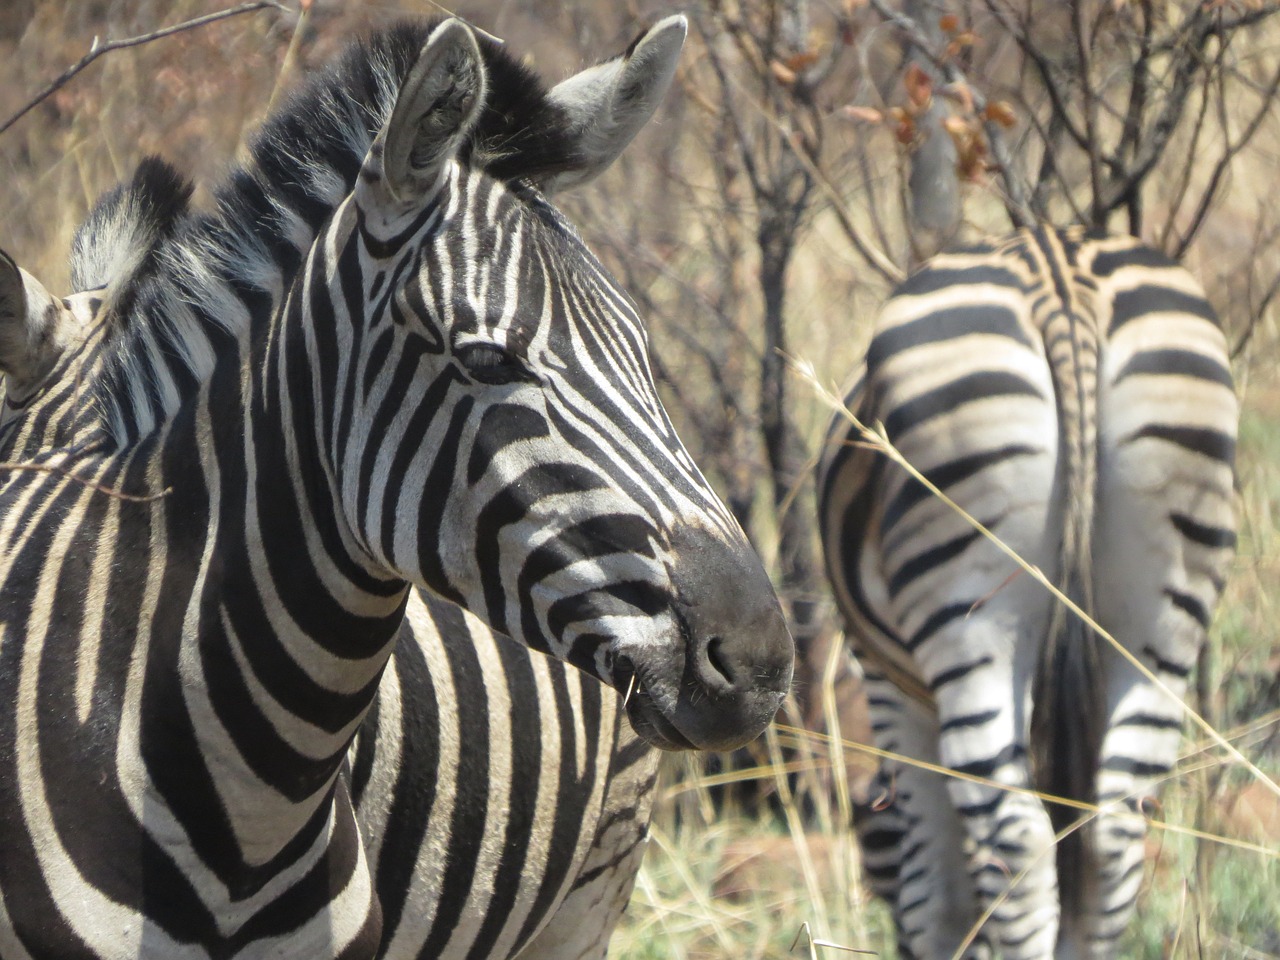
[1033,570,1104,929]
[1030,286,1107,933]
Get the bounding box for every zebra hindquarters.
[1079,280,1238,958]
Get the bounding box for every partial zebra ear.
[540,14,687,194]
[0,249,72,394]
[373,18,488,206]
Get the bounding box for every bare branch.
[1116,0,1155,227]
[0,460,171,502]
[1232,264,1280,362]
[0,1,286,139]
[1071,0,1105,226]
[983,0,1092,156]
[865,0,1033,228]
[1156,48,1218,253]
[1176,55,1280,259]
[692,14,769,201]
[1096,7,1280,219]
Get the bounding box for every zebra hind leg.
[926,611,1062,959]
[863,679,995,960]
[1074,653,1192,959]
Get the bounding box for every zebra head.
[298,18,792,751]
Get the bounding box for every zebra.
[816,226,1237,959]
[0,15,794,959]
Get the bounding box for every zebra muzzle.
[615,525,794,752]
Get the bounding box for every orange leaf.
[786,51,819,72]
[939,13,960,33]
[983,100,1017,128]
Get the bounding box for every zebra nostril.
[697,634,741,695]
[704,636,730,679]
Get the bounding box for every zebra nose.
[668,524,794,745]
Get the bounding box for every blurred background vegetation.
[1,1,1278,956]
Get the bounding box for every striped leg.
[1081,473,1224,957]
[924,605,1060,960]
[864,673,994,960]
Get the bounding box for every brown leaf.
[939,13,960,33]
[786,51,819,72]
[904,63,933,109]
[983,100,1017,128]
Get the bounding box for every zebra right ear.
[372,19,488,207]
[0,249,71,394]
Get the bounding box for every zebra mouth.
[612,655,696,751]
[612,650,789,753]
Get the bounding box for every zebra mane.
[79,18,586,442]
[70,156,194,301]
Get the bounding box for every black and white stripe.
[817,227,1237,959]
[351,591,659,960]
[0,17,791,958]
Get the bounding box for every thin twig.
[766,723,1279,860]
[1175,54,1280,259]
[1070,0,1104,227]
[0,460,170,503]
[0,1,286,140]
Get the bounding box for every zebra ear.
[377,18,488,205]
[0,250,70,393]
[539,14,687,194]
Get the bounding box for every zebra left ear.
[539,15,687,194]
[374,18,488,206]
[0,249,71,395]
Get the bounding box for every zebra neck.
[135,299,411,877]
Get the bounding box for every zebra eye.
[455,342,533,386]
